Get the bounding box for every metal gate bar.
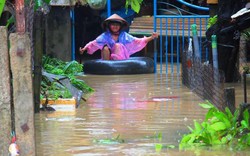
[153,0,209,75]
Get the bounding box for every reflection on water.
[35,74,250,156]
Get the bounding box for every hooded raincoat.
[83,14,148,60]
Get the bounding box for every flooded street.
[35,73,250,156]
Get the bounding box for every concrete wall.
[45,6,72,61]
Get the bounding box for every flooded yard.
[35,73,250,156]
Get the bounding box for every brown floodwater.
[35,73,250,156]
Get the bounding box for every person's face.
[109,22,121,33]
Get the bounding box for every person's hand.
[79,47,86,54]
[151,32,159,39]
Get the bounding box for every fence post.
[211,35,220,84]
[9,33,35,156]
[33,12,44,113]
[187,38,194,87]
[0,27,12,156]
[211,35,218,69]
[224,87,236,113]
[191,24,200,59]
[239,34,248,79]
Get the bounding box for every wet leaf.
[241,120,248,128]
[213,111,231,129]
[194,121,202,132]
[209,117,219,124]
[205,109,216,121]
[225,107,233,119]
[0,0,5,18]
[157,132,162,142]
[187,134,197,144]
[199,103,214,109]
[163,144,175,149]
[93,134,125,145]
[155,143,162,152]
[221,136,228,144]
[243,109,250,127]
[210,122,226,131]
[96,139,116,144]
[180,134,192,144]
[187,126,194,132]
[6,15,14,27]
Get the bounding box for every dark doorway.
[74,4,103,63]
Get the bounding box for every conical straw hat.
[102,14,128,30]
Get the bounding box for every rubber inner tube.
[83,57,154,75]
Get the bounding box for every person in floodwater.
[79,14,158,60]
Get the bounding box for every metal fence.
[153,0,230,110]
[182,51,227,111]
[153,0,210,75]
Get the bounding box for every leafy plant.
[207,15,217,29]
[0,0,6,18]
[125,0,144,13]
[40,75,73,100]
[145,132,175,152]
[179,101,250,150]
[243,66,250,74]
[93,134,125,144]
[41,55,94,100]
[42,55,83,76]
[242,28,250,40]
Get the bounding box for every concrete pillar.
[0,26,12,156]
[9,33,35,156]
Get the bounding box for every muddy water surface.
[35,73,250,156]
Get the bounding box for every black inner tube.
[83,57,155,75]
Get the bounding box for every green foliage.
[42,55,83,76]
[6,15,14,27]
[69,77,94,93]
[242,28,250,40]
[145,131,162,140]
[34,0,51,11]
[41,76,73,99]
[125,0,144,13]
[207,15,217,29]
[93,134,125,144]
[0,0,6,18]
[34,0,43,11]
[145,132,175,152]
[41,55,94,100]
[179,101,250,150]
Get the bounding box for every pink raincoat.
[84,31,148,60]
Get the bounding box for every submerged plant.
[179,101,250,150]
[93,134,125,144]
[145,132,175,152]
